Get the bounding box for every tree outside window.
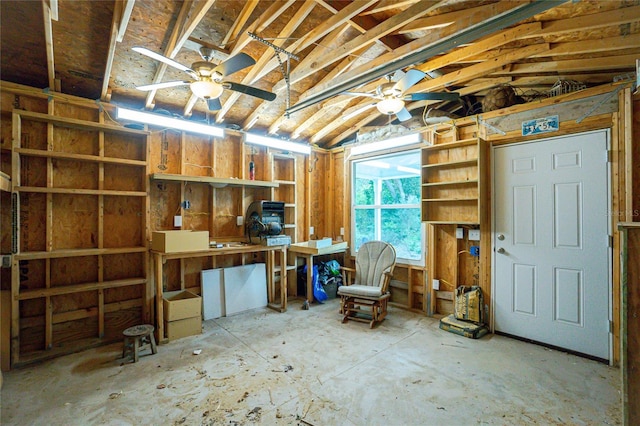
[352,150,424,264]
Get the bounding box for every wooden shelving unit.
[10,109,149,367]
[421,136,483,224]
[421,129,488,316]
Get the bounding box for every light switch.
[174,215,182,227]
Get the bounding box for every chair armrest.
[341,266,356,285]
[380,270,394,293]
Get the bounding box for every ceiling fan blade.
[136,80,190,91]
[213,52,255,77]
[390,69,405,82]
[223,82,276,101]
[408,92,460,101]
[343,92,379,99]
[206,98,222,111]
[395,107,412,122]
[132,47,196,77]
[394,69,426,93]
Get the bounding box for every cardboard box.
[164,316,202,340]
[163,290,202,321]
[308,237,332,249]
[152,230,209,253]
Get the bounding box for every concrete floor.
[0,299,622,425]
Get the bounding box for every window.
[352,150,424,265]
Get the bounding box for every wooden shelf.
[15,186,147,197]
[18,277,146,300]
[14,109,148,136]
[425,221,480,225]
[151,173,279,188]
[422,159,477,169]
[422,179,478,187]
[423,137,478,150]
[422,198,478,202]
[14,246,148,260]
[14,148,146,167]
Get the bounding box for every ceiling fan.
[343,69,459,122]
[133,46,276,111]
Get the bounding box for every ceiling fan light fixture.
[190,80,224,99]
[376,98,405,115]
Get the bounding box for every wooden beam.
[360,0,419,16]
[410,43,551,94]
[525,4,640,38]
[240,25,355,129]
[500,53,638,76]
[220,0,259,49]
[290,1,534,104]
[249,0,378,85]
[229,0,296,56]
[101,0,124,101]
[144,0,216,110]
[416,22,542,74]
[42,0,56,90]
[284,1,444,88]
[317,0,407,51]
[273,44,374,137]
[116,0,136,42]
[214,0,317,121]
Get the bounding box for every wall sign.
[522,115,559,136]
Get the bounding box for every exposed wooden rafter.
[144,0,217,110]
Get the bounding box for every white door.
[493,130,610,360]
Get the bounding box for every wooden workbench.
[152,243,288,342]
[289,241,348,304]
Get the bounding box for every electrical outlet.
[456,227,464,239]
[173,215,182,227]
[1,254,11,268]
[432,279,440,290]
[236,216,244,226]
[469,229,481,241]
[309,226,314,235]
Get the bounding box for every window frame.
[350,148,426,267]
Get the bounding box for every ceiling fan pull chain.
[275,52,291,110]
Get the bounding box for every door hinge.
[608,235,613,248]
[606,150,613,163]
[608,320,614,333]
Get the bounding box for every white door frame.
[490,129,613,363]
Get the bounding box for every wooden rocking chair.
[338,241,396,328]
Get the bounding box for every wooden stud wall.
[1,87,149,367]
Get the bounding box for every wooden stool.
[122,324,157,363]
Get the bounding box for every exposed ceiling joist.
[42,0,57,91]
[285,1,565,116]
[214,0,317,121]
[144,0,217,109]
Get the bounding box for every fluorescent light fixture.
[245,133,311,155]
[350,133,421,156]
[116,107,224,137]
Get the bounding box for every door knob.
[497,234,505,241]
[497,247,506,254]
